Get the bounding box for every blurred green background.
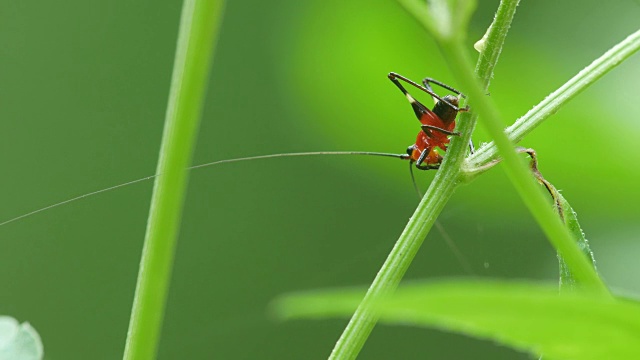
[2,0,639,358]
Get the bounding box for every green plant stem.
[440,41,609,294]
[328,174,458,359]
[329,1,518,359]
[123,1,225,359]
[474,0,519,88]
[465,28,640,172]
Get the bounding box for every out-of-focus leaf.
[0,316,43,360]
[274,280,640,360]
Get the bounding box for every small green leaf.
[555,191,598,291]
[274,280,640,360]
[0,316,43,360]
[522,150,598,291]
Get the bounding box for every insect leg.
[388,73,432,120]
[415,147,441,170]
[388,72,466,113]
[415,163,440,170]
[421,124,461,137]
[423,77,470,112]
[422,77,466,97]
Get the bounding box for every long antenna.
[188,151,408,170]
[0,151,409,227]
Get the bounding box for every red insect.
[0,72,475,275]
[388,72,468,170]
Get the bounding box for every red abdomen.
[409,112,456,164]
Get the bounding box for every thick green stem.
[122,1,225,359]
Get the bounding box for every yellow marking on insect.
[405,92,417,103]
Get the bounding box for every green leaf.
[556,191,598,291]
[274,280,640,360]
[0,316,43,360]
[521,151,598,291]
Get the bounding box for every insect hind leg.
[422,77,469,112]
[422,77,466,97]
[388,72,466,112]
[421,124,461,137]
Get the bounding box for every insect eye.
[406,145,415,156]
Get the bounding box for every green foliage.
[288,0,640,358]
[274,280,640,360]
[3,0,640,359]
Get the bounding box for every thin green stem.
[329,1,518,359]
[474,0,520,89]
[123,1,225,359]
[465,28,640,173]
[444,0,520,170]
